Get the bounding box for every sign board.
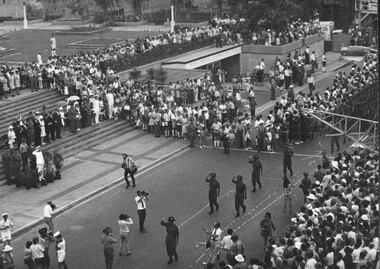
[320,21,335,41]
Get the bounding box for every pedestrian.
[1,245,15,269]
[135,190,148,232]
[43,201,56,236]
[187,119,197,148]
[121,153,137,188]
[232,175,247,217]
[330,128,340,154]
[30,237,45,269]
[54,231,68,269]
[23,240,34,269]
[283,143,293,178]
[282,177,293,213]
[205,222,222,264]
[101,227,117,269]
[0,213,14,245]
[306,73,315,97]
[50,34,56,56]
[321,52,327,73]
[33,146,45,186]
[218,228,233,263]
[299,172,312,203]
[38,227,50,268]
[229,235,245,266]
[118,213,133,256]
[205,173,220,214]
[249,155,263,192]
[160,216,179,264]
[259,212,276,246]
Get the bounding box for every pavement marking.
[178,190,234,229]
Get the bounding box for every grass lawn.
[0,29,163,63]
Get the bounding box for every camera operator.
[135,190,149,233]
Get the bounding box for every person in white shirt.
[54,231,68,269]
[118,214,133,256]
[0,213,14,245]
[50,34,57,56]
[135,191,148,232]
[43,201,56,235]
[33,146,45,182]
[306,74,315,96]
[106,90,114,119]
[30,237,45,267]
[37,53,43,66]
[205,222,222,263]
[218,228,234,263]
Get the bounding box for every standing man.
[50,34,56,56]
[232,175,247,217]
[205,173,220,214]
[160,216,179,264]
[321,52,327,73]
[118,213,133,256]
[249,155,263,192]
[187,119,197,148]
[43,201,56,236]
[306,73,315,97]
[135,191,148,233]
[54,231,68,269]
[299,172,312,203]
[121,154,136,188]
[283,143,293,178]
[218,228,234,263]
[0,213,14,245]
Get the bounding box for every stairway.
[0,89,65,138]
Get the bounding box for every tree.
[146,67,156,80]
[94,0,115,13]
[129,67,142,81]
[155,67,168,84]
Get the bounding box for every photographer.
[121,153,137,188]
[101,227,117,269]
[118,213,133,256]
[135,190,148,233]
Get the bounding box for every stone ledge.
[68,38,125,49]
[55,27,112,36]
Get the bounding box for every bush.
[155,67,168,84]
[146,67,156,80]
[129,67,142,81]
[92,13,111,24]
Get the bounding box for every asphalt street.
[8,59,355,269]
[10,134,344,269]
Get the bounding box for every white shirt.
[0,218,13,236]
[56,239,66,262]
[43,204,53,218]
[118,218,133,234]
[50,37,56,49]
[211,227,222,243]
[135,196,147,210]
[33,150,44,165]
[219,234,233,250]
[30,244,45,259]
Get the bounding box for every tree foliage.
[94,0,115,13]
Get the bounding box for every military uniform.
[249,156,263,192]
[283,145,293,178]
[161,217,179,264]
[205,173,220,214]
[232,176,247,217]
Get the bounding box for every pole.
[23,2,28,29]
[170,5,175,33]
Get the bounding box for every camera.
[140,191,149,196]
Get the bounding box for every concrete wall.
[0,0,24,18]
[241,34,325,75]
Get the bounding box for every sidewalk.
[1,51,349,239]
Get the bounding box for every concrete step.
[0,90,65,137]
[0,120,133,181]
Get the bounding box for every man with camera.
[43,201,57,237]
[121,153,137,188]
[135,190,148,233]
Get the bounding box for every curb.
[12,143,189,238]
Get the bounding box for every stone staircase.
[0,89,133,182]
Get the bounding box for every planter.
[68,38,125,49]
[52,19,92,26]
[55,27,112,36]
[115,20,148,26]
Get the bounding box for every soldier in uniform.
[160,216,179,264]
[205,173,220,214]
[283,143,294,178]
[232,175,247,217]
[53,151,64,179]
[249,155,263,192]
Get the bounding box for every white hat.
[361,215,369,221]
[274,247,284,257]
[291,217,297,223]
[307,194,317,200]
[2,213,8,217]
[235,254,245,262]
[3,245,13,252]
[295,241,302,249]
[54,231,61,237]
[315,181,320,186]
[8,125,13,129]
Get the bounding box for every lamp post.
[23,2,28,29]
[170,0,175,33]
